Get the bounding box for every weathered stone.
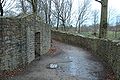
[0,15,51,74]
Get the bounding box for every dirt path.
[2,40,115,80]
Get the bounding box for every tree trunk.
[31,0,37,14]
[20,0,27,13]
[115,27,117,38]
[44,2,48,24]
[45,11,48,24]
[62,20,66,31]
[0,3,3,16]
[99,0,108,38]
[48,0,51,25]
[78,22,81,33]
[56,13,59,30]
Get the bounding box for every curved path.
[4,40,115,80]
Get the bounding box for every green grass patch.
[77,31,120,40]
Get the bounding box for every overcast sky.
[72,0,120,11]
[71,0,120,25]
[5,0,120,15]
[5,0,120,14]
[4,0,120,25]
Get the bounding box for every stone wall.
[25,15,51,56]
[0,15,51,74]
[52,30,120,79]
[0,17,28,72]
[35,19,51,55]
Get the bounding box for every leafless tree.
[48,0,52,24]
[41,0,48,23]
[40,0,49,24]
[37,0,52,24]
[24,0,52,25]
[52,0,72,30]
[26,0,38,14]
[4,10,17,16]
[50,14,56,27]
[34,0,44,19]
[18,0,28,14]
[59,0,72,31]
[76,0,91,33]
[92,10,99,33]
[52,0,64,30]
[108,7,117,26]
[0,0,15,16]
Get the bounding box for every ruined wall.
[0,18,28,72]
[26,15,51,56]
[0,15,51,74]
[35,19,51,55]
[52,30,120,79]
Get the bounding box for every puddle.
[46,63,58,69]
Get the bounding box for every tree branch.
[2,0,5,4]
[95,0,102,4]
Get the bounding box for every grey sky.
[4,0,120,25]
[71,0,120,26]
[72,0,120,11]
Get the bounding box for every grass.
[107,31,120,40]
[77,31,120,40]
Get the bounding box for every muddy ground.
[1,40,116,80]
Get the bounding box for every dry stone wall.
[0,15,51,74]
[0,18,28,72]
[35,19,51,55]
[52,30,120,79]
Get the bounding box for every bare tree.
[4,10,17,17]
[76,0,91,33]
[27,0,38,14]
[50,14,56,27]
[0,0,15,16]
[25,0,52,24]
[52,0,64,30]
[52,0,72,30]
[26,0,51,24]
[41,0,49,24]
[39,0,52,24]
[19,0,28,14]
[42,0,48,23]
[108,7,117,26]
[48,0,52,24]
[59,0,72,31]
[92,10,99,34]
